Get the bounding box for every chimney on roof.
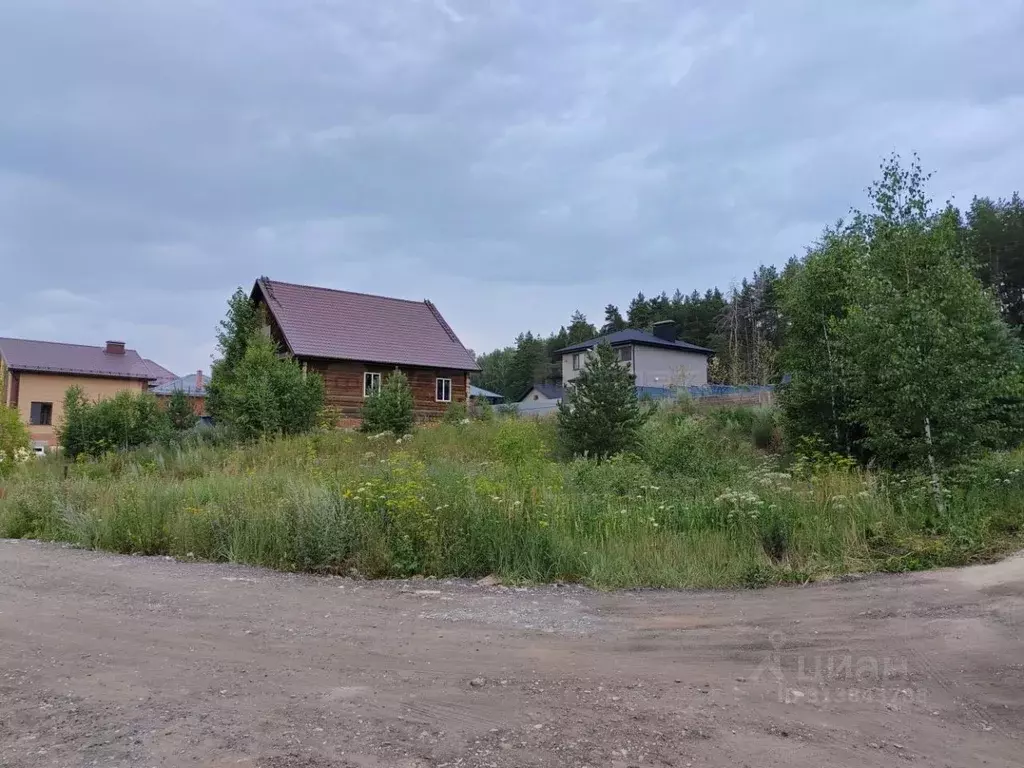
[652,320,677,342]
[195,370,204,391]
[104,340,126,355]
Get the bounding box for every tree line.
[474,181,1024,402]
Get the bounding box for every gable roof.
[521,382,564,401]
[469,385,504,401]
[0,337,159,380]
[141,359,178,385]
[253,279,479,371]
[152,372,206,397]
[556,328,714,356]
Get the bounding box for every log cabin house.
[251,278,479,420]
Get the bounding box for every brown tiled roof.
[141,359,178,385]
[253,279,480,371]
[0,337,159,380]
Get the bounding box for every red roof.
[0,337,161,380]
[253,279,479,371]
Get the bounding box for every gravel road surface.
[1,540,1022,767]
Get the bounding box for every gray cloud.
[1,0,1022,372]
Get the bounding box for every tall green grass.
[1,408,1021,588]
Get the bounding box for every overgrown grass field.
[2,403,1022,588]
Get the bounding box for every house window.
[572,353,581,371]
[363,372,381,397]
[30,402,53,426]
[616,347,631,364]
[436,377,452,402]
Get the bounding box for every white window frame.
[436,377,452,403]
[572,353,581,371]
[616,346,631,364]
[363,372,381,398]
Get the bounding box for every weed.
[1,407,1022,589]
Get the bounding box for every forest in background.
[474,193,1024,402]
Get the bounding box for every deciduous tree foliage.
[206,288,263,421]
[59,387,171,458]
[779,154,1024,470]
[206,288,324,439]
[0,404,31,475]
[473,153,1023,402]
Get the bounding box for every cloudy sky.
[1,1,1023,374]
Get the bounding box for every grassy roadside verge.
[1,412,1022,589]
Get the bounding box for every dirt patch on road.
[1,541,1022,767]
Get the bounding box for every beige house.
[557,322,713,389]
[0,338,176,451]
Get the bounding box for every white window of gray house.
[616,347,631,364]
[363,372,381,397]
[572,353,581,371]
[436,377,452,402]
[29,402,52,426]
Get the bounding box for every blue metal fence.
[636,385,775,401]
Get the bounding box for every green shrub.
[205,288,324,439]
[212,333,324,440]
[642,416,714,477]
[317,405,343,430]
[471,398,495,421]
[493,418,548,467]
[0,403,31,476]
[361,370,414,435]
[166,389,199,431]
[442,401,468,424]
[59,387,171,458]
[750,407,780,451]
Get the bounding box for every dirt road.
[1,541,1021,767]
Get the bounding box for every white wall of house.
[562,344,707,387]
[562,345,634,383]
[631,345,709,386]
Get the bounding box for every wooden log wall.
[303,359,469,419]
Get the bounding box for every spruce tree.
[557,342,650,458]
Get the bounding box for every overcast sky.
[2,1,1023,374]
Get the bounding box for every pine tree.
[557,342,650,458]
[166,388,199,431]
[626,292,652,329]
[602,304,626,334]
[361,370,415,435]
